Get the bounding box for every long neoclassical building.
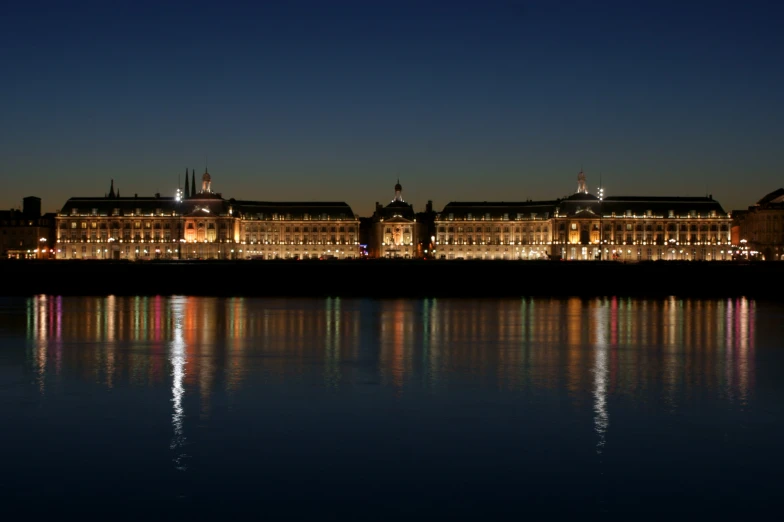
[434,171,733,261]
[53,168,734,262]
[55,169,360,260]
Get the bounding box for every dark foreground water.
[0,296,782,519]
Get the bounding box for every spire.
[577,168,587,194]
[116,188,120,198]
[393,179,403,202]
[191,170,196,198]
[201,167,212,193]
[108,179,116,199]
[184,169,190,199]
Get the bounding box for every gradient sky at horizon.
[2,0,782,215]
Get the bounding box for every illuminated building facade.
[434,170,733,261]
[55,170,360,260]
[371,180,419,258]
[731,188,784,260]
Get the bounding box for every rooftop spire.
[108,179,116,199]
[184,169,190,199]
[577,168,587,194]
[393,179,403,202]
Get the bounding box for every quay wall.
[1,260,781,299]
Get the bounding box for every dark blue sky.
[2,0,782,215]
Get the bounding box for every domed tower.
[393,179,403,202]
[202,169,212,194]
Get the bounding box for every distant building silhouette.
[731,188,784,261]
[1,197,56,259]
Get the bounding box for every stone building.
[0,197,57,259]
[731,188,784,260]
[371,180,419,258]
[434,170,733,261]
[55,170,360,260]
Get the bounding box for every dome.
[395,182,402,191]
[202,171,211,182]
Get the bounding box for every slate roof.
[439,194,729,219]
[59,196,182,216]
[438,201,559,220]
[232,200,357,220]
[58,195,357,220]
[559,195,729,218]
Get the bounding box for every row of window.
[438,226,549,234]
[436,223,729,234]
[68,209,352,220]
[59,220,357,233]
[439,210,722,220]
[242,226,356,233]
[438,236,730,245]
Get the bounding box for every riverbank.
[2,259,781,299]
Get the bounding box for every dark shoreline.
[2,259,780,299]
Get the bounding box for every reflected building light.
[738,298,753,405]
[390,302,412,393]
[106,296,116,388]
[420,298,438,389]
[225,298,246,395]
[31,295,48,395]
[593,305,609,455]
[56,296,62,342]
[663,298,680,412]
[323,297,342,389]
[726,299,734,351]
[428,298,440,389]
[55,296,62,376]
[169,298,188,471]
[738,297,748,354]
[107,295,116,343]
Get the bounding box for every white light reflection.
[593,304,609,455]
[170,298,188,470]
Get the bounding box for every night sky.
[2,0,782,216]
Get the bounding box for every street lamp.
[39,237,47,259]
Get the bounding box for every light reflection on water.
[169,297,187,470]
[1,295,781,517]
[14,295,763,412]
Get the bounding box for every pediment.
[382,215,415,223]
[183,203,224,216]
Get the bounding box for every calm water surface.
[1,296,782,519]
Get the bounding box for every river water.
[0,296,782,519]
